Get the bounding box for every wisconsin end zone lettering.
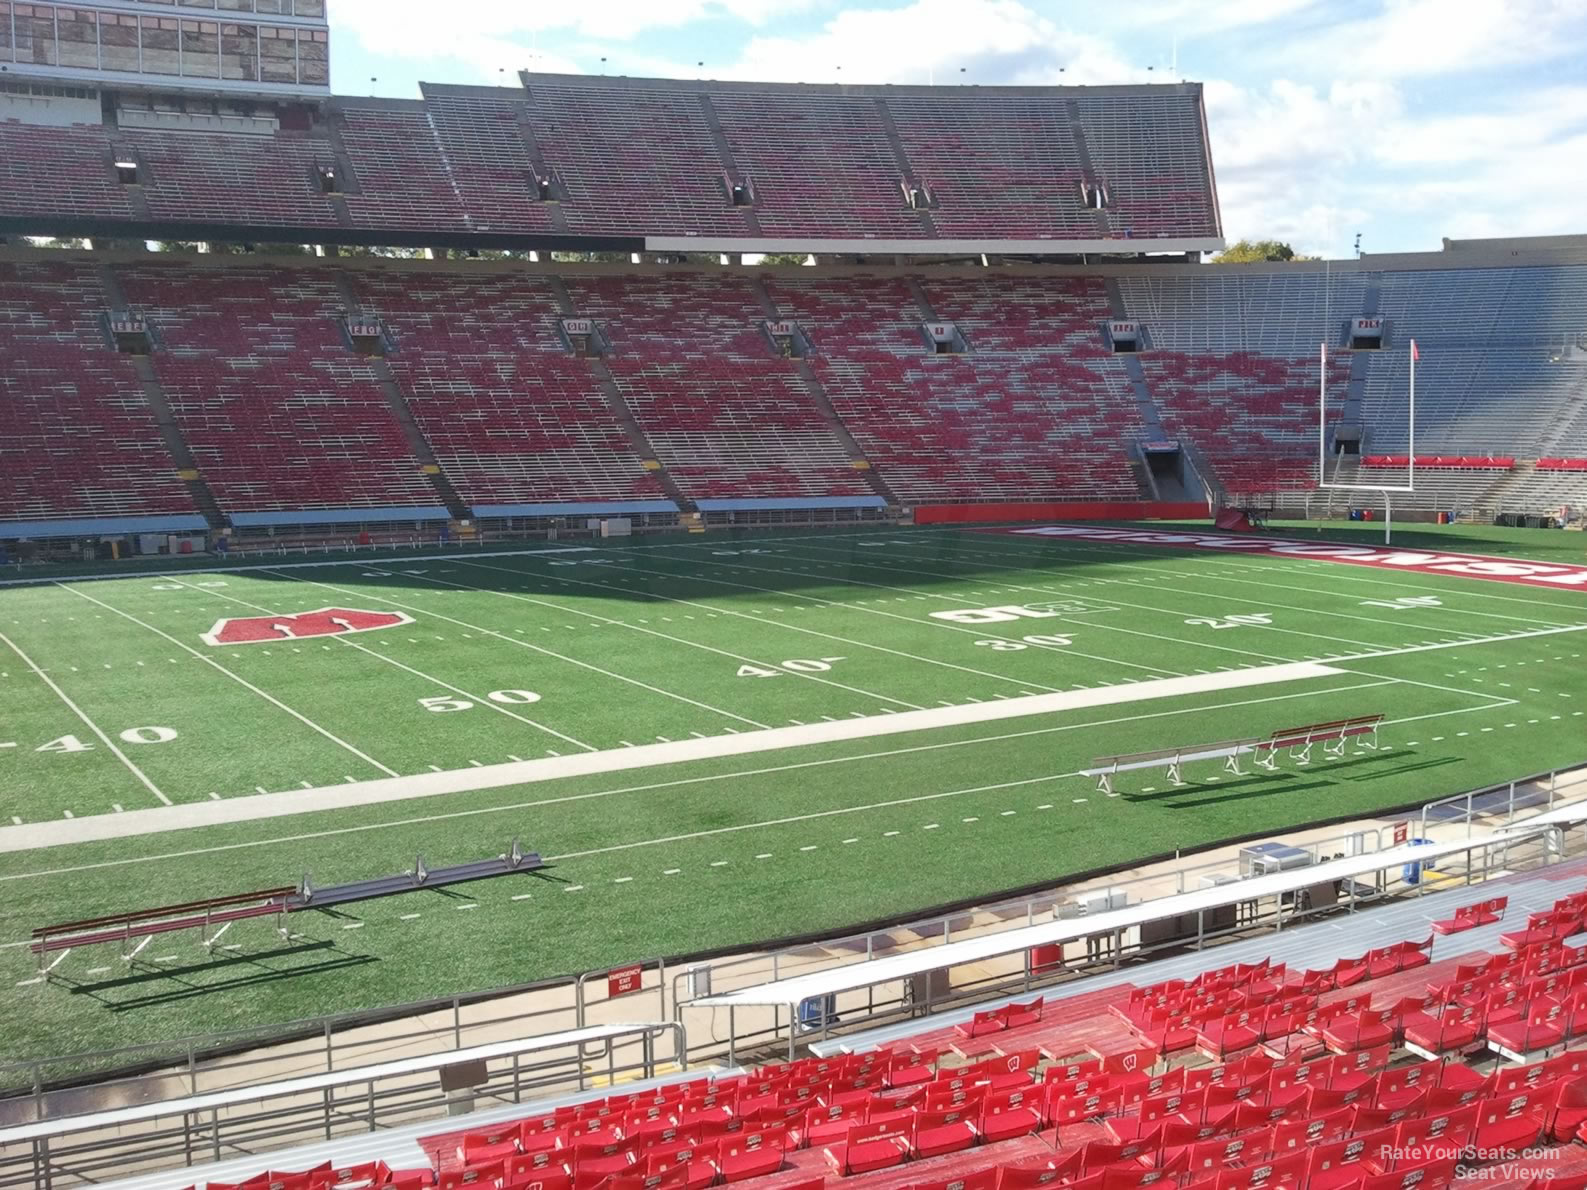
[202,607,414,646]
[993,525,1587,592]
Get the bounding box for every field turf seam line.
[162,577,598,754]
[270,571,775,732]
[0,630,171,807]
[57,583,401,780]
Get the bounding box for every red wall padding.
[913,501,1208,524]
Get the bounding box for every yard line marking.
[587,550,1175,685]
[968,530,1587,614]
[277,572,772,731]
[440,560,926,711]
[941,535,1568,635]
[164,578,595,753]
[57,585,399,779]
[400,912,422,920]
[0,661,1352,855]
[0,631,171,806]
[816,539,1587,671]
[783,540,1479,662]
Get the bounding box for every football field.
[1,521,1584,1066]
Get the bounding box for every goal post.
[1315,338,1418,544]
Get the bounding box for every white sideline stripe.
[57,584,400,779]
[0,679,1403,899]
[0,631,171,806]
[0,661,1343,854]
[0,547,596,589]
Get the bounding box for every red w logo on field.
[201,607,413,646]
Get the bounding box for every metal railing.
[0,1023,685,1190]
[1,764,1581,1187]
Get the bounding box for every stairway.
[328,273,470,519]
[366,359,472,520]
[750,277,899,507]
[874,99,938,238]
[546,277,696,515]
[696,95,764,237]
[1105,278,1199,502]
[97,263,227,529]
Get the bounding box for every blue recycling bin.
[798,994,838,1031]
[1402,838,1437,885]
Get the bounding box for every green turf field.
[0,521,1584,1068]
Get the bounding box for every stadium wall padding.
[913,501,1209,524]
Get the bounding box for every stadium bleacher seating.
[1070,90,1221,239]
[566,273,873,501]
[767,275,1144,503]
[348,269,666,510]
[0,78,1222,247]
[0,121,134,221]
[1115,271,1361,494]
[419,86,564,236]
[3,252,1586,528]
[1142,351,1348,494]
[119,128,343,230]
[336,104,473,233]
[174,880,1587,1190]
[883,96,1095,240]
[711,92,927,240]
[115,262,436,517]
[0,259,197,526]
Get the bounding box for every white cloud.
[1114,0,1324,36]
[1275,0,1587,80]
[330,0,1587,255]
[335,0,822,62]
[719,0,1137,85]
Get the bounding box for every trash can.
[798,994,838,1031]
[1030,943,1063,975]
[1402,838,1437,885]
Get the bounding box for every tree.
[1215,239,1318,263]
[754,253,814,267]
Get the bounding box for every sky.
[325,0,1587,259]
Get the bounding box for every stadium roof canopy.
[0,72,1222,255]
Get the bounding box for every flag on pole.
[1411,339,1419,361]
